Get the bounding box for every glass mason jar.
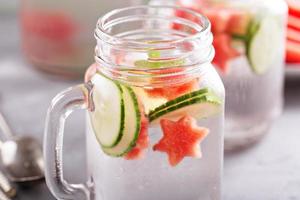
[173,0,288,150]
[44,6,225,200]
[20,0,143,77]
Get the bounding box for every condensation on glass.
[43,6,225,200]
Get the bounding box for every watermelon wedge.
[153,115,209,167]
[286,0,300,18]
[288,15,300,31]
[287,28,300,43]
[286,40,300,63]
[212,34,241,73]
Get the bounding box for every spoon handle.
[0,171,16,198]
[0,112,13,140]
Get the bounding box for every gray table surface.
[1,15,300,200]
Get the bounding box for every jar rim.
[92,5,214,87]
[94,5,211,48]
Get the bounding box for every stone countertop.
[224,79,300,200]
[1,16,300,200]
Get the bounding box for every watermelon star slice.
[153,115,209,167]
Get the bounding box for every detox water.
[87,113,223,200]
[43,6,226,200]
[223,55,284,149]
[220,2,287,150]
[86,65,225,200]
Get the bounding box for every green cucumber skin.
[246,19,261,72]
[232,19,260,44]
[102,86,142,157]
[92,76,126,148]
[149,93,221,122]
[232,34,248,41]
[231,16,260,72]
[232,17,263,74]
[121,86,141,156]
[232,17,266,75]
[148,88,210,115]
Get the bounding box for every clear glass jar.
[174,0,288,150]
[20,0,143,77]
[44,6,225,200]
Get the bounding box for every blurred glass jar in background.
[20,0,144,77]
[153,0,288,150]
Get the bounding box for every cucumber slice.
[247,16,281,74]
[150,88,210,112]
[149,89,222,123]
[132,87,167,114]
[102,86,141,157]
[90,74,125,148]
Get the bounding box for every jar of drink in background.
[153,0,288,150]
[20,0,144,77]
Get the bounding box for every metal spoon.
[0,171,16,198]
[0,112,44,182]
[0,189,12,200]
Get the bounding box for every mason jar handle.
[44,83,94,200]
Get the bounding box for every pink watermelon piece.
[145,79,199,100]
[286,40,300,63]
[173,1,206,31]
[21,10,78,59]
[226,10,252,35]
[205,8,231,34]
[173,8,200,34]
[21,10,77,41]
[153,115,209,167]
[213,33,241,73]
[287,0,300,18]
[175,1,245,74]
[173,8,189,31]
[124,101,149,160]
[288,15,300,31]
[287,28,300,43]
